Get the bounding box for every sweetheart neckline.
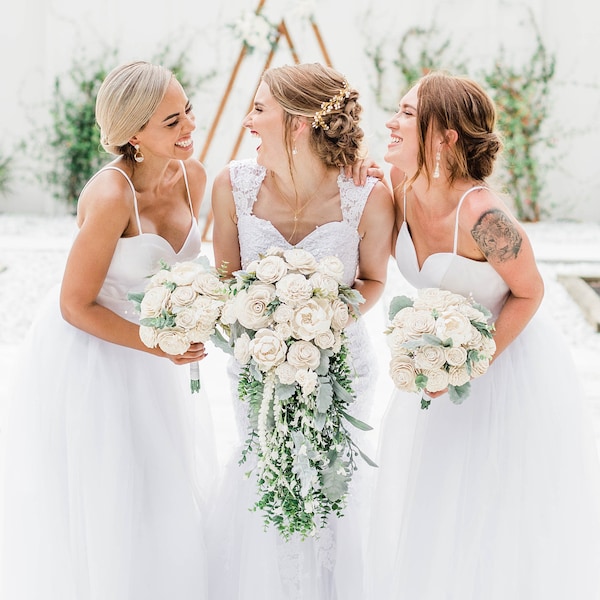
[121,220,198,256]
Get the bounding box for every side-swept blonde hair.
[96,61,173,162]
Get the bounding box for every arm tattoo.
[471,209,522,262]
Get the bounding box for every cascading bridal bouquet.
[221,247,374,540]
[128,256,229,393]
[386,288,496,409]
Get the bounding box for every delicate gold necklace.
[270,171,328,242]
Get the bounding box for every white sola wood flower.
[226,247,374,539]
[386,287,497,409]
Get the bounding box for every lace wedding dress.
[207,158,379,600]
[1,162,216,600]
[366,187,600,599]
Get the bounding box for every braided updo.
[262,63,365,168]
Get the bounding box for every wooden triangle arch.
[199,0,333,240]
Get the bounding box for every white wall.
[1,0,599,221]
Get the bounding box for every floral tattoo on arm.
[471,209,522,262]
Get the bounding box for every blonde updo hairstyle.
[96,61,173,162]
[415,71,503,185]
[262,63,364,168]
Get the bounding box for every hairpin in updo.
[312,80,352,130]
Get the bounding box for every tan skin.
[212,81,394,315]
[60,78,208,365]
[386,83,544,397]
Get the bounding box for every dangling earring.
[433,148,441,179]
[292,145,298,156]
[133,144,144,163]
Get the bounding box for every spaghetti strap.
[97,166,143,234]
[179,160,195,219]
[453,185,487,254]
[403,184,407,223]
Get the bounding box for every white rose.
[287,340,321,370]
[402,309,437,339]
[250,329,287,370]
[276,273,313,308]
[295,368,318,395]
[148,268,174,286]
[192,271,227,299]
[187,323,213,343]
[290,299,332,341]
[233,332,252,365]
[435,310,473,345]
[255,255,288,283]
[171,261,203,286]
[414,288,460,311]
[245,260,260,274]
[235,284,276,330]
[275,322,293,340]
[273,303,294,323]
[171,285,197,307]
[414,345,447,370]
[387,327,411,353]
[389,355,418,392]
[466,327,483,349]
[391,306,416,328]
[264,246,285,258]
[309,272,339,298]
[317,255,345,283]
[458,302,487,322]
[156,329,190,355]
[470,356,491,378]
[174,306,199,330]
[445,345,468,367]
[140,285,170,318]
[220,298,238,325]
[314,329,335,350]
[330,299,350,331]
[424,368,449,393]
[283,248,318,274]
[448,364,471,387]
[192,296,223,323]
[275,361,297,385]
[139,325,158,348]
[481,336,497,357]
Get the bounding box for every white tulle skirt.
[367,311,600,599]
[0,288,216,600]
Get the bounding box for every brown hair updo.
[262,63,365,168]
[416,71,503,184]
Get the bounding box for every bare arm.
[211,166,241,277]
[354,180,395,314]
[59,168,206,364]
[463,196,544,359]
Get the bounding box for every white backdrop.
[1,0,599,221]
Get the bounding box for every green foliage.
[483,23,556,222]
[40,45,213,211]
[0,149,13,197]
[368,25,468,112]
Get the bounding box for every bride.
[208,62,394,600]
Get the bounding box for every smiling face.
[242,81,287,169]
[132,78,196,160]
[384,84,420,176]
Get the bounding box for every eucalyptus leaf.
[316,382,333,413]
[388,295,414,320]
[341,410,373,431]
[320,457,349,502]
[210,329,233,355]
[449,381,471,404]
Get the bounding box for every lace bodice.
[230,158,375,286]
